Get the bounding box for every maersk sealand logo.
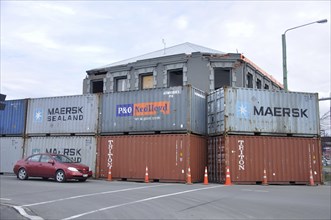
[33,108,43,122]
[236,102,251,119]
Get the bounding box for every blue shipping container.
[0,99,27,135]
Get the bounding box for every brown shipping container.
[208,135,322,184]
[97,134,207,183]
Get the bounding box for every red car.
[13,153,92,182]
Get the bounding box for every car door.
[39,155,56,178]
[25,154,41,177]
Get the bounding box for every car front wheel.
[55,170,66,182]
[18,168,28,180]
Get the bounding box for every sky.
[1,1,330,134]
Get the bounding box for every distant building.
[83,42,283,94]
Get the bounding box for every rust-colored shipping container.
[208,135,322,185]
[97,134,207,183]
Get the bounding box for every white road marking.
[0,198,11,201]
[63,185,224,220]
[13,206,44,220]
[22,184,167,207]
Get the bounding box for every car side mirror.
[48,159,55,165]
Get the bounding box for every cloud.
[20,31,60,49]
[174,15,189,30]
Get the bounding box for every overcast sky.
[1,1,330,133]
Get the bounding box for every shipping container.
[0,137,24,173]
[97,134,207,183]
[24,136,97,175]
[100,86,206,135]
[208,135,322,185]
[26,94,99,135]
[0,99,27,136]
[208,87,320,136]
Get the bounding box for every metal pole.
[281,19,327,92]
[282,34,288,91]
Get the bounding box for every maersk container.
[24,136,97,175]
[0,99,27,136]
[208,87,320,136]
[208,135,322,185]
[96,134,207,183]
[26,94,99,135]
[100,86,206,135]
[0,137,24,173]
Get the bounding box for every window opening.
[141,73,153,90]
[91,80,103,93]
[214,68,231,90]
[247,73,253,88]
[168,69,183,87]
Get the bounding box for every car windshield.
[52,155,74,163]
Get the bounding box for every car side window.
[27,155,41,162]
[40,155,51,163]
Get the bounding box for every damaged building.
[83,42,283,94]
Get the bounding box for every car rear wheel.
[18,168,28,180]
[55,170,66,182]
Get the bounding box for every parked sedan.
[13,153,92,182]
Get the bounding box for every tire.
[55,170,66,182]
[18,168,28,180]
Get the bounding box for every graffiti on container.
[107,140,113,169]
[45,148,82,162]
[33,107,84,123]
[238,140,245,171]
[116,101,170,117]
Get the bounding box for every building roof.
[92,42,225,70]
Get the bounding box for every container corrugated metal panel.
[24,136,96,175]
[96,134,207,183]
[0,137,24,173]
[0,99,27,135]
[101,86,206,135]
[26,94,99,135]
[208,87,320,136]
[208,135,322,184]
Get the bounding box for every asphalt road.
[1,175,330,220]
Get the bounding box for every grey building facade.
[83,42,282,94]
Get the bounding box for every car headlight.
[68,167,79,172]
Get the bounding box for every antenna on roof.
[162,39,166,55]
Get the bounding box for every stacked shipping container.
[97,86,208,182]
[1,86,323,185]
[0,100,27,173]
[207,87,322,184]
[21,95,98,176]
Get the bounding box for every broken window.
[214,68,231,90]
[168,69,183,87]
[141,73,153,90]
[256,79,262,89]
[114,77,127,92]
[91,80,103,93]
[247,73,253,88]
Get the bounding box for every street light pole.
[282,19,327,91]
